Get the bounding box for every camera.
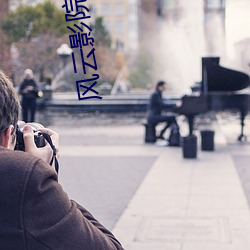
[14,122,46,151]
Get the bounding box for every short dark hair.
[156,80,166,90]
[0,71,20,143]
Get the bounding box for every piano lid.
[201,57,250,92]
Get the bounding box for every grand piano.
[175,57,250,141]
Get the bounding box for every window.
[205,0,225,9]
[115,20,124,33]
[164,0,177,10]
[115,3,125,16]
[104,20,112,32]
[101,3,111,16]
[89,4,96,17]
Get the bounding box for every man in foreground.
[0,70,124,249]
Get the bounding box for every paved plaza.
[37,110,250,250]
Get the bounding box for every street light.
[56,43,72,68]
[57,43,72,87]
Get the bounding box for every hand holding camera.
[15,122,59,171]
[15,122,46,151]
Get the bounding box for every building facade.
[86,0,138,51]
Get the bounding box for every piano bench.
[200,130,214,151]
[182,135,197,159]
[142,120,156,143]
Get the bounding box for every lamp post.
[57,43,72,68]
[56,43,72,86]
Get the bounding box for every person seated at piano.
[146,80,178,140]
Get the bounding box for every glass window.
[205,0,225,9]
[164,0,177,10]
[115,20,124,33]
[89,4,96,17]
[101,3,111,16]
[115,3,125,16]
[104,20,112,32]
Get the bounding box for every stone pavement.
[45,112,250,250]
[111,118,250,250]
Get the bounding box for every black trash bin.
[200,130,214,151]
[182,135,197,159]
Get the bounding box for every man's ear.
[2,125,15,149]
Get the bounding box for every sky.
[226,0,250,58]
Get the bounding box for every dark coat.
[147,90,163,117]
[0,147,124,250]
[147,90,170,119]
[19,79,38,99]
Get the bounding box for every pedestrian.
[19,69,39,123]
[0,70,124,249]
[147,80,178,140]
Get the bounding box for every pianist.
[146,80,178,140]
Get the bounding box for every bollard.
[200,130,215,151]
[144,122,156,143]
[182,135,197,159]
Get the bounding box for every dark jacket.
[19,79,38,99]
[147,90,169,118]
[0,147,124,250]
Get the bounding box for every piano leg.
[238,109,247,142]
[187,115,195,135]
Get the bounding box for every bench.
[142,120,156,143]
